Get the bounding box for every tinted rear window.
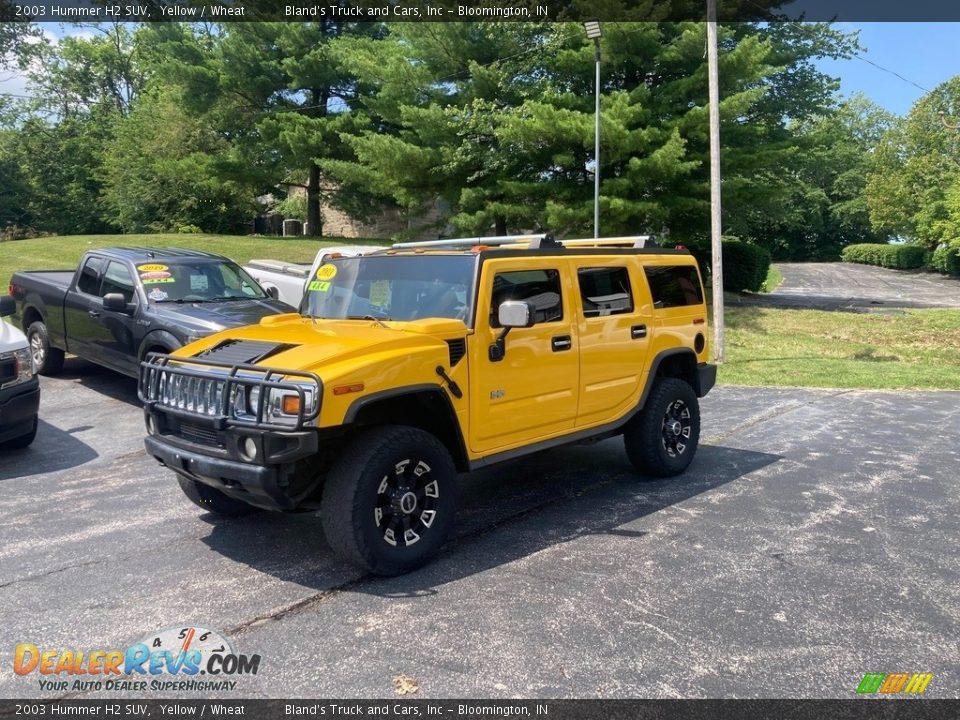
[644,266,703,308]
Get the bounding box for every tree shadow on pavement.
[198,440,781,594]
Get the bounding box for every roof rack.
[390,234,652,251]
[391,234,550,250]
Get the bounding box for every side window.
[644,266,704,308]
[76,257,104,296]
[490,269,563,326]
[101,261,136,304]
[578,266,634,317]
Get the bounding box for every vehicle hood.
[177,317,465,371]
[0,318,28,352]
[150,298,295,336]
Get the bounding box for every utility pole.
[707,0,724,362]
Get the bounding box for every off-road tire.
[27,321,64,376]
[176,475,260,517]
[624,378,700,478]
[321,425,458,576]
[0,417,37,450]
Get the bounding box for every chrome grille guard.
[139,352,322,431]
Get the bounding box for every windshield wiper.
[345,314,391,328]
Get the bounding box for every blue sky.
[815,23,960,115]
[2,22,959,117]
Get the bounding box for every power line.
[851,54,931,95]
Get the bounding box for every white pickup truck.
[0,295,39,449]
[244,245,384,307]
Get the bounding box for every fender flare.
[138,329,182,361]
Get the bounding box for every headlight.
[231,381,317,424]
[14,347,34,383]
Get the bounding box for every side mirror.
[103,293,134,315]
[490,300,536,362]
[497,300,536,329]
[0,295,14,318]
[265,285,279,300]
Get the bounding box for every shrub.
[841,243,926,269]
[720,239,772,293]
[930,243,960,276]
[176,223,203,234]
[0,225,50,242]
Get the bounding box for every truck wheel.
[321,425,458,576]
[624,378,700,478]
[176,475,260,517]
[27,321,64,376]
[0,418,37,450]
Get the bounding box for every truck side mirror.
[490,300,536,362]
[498,300,536,329]
[0,295,14,318]
[103,293,134,315]
[265,285,279,300]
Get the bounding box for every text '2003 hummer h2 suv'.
[139,235,716,575]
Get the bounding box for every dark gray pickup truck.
[8,247,295,378]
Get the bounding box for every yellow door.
[574,260,651,427]
[468,258,579,454]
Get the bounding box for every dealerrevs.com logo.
[856,672,934,695]
[14,625,260,693]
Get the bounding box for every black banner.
[3,0,960,23]
[2,700,960,720]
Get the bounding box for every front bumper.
[143,408,319,510]
[0,377,40,443]
[697,363,717,397]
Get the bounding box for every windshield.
[300,255,476,324]
[138,259,268,303]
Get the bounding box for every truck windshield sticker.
[307,280,332,293]
[142,276,175,284]
[317,265,337,281]
[140,270,172,281]
[148,288,169,302]
[137,264,169,273]
[190,274,209,292]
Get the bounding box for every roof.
[90,247,228,262]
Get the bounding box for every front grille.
[177,422,224,449]
[153,371,228,417]
[139,352,322,431]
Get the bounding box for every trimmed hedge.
[840,243,926,269]
[930,244,960,276]
[720,240,772,293]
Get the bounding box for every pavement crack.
[705,389,855,445]
[0,558,106,589]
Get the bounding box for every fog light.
[241,437,258,461]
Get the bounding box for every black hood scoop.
[196,340,297,365]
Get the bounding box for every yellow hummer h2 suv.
[139,235,716,575]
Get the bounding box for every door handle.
[88,310,101,318]
[551,335,572,352]
[631,325,647,339]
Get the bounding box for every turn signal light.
[333,383,365,396]
[282,396,302,414]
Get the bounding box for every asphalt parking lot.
[736,261,960,310]
[1,359,958,699]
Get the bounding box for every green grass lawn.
[760,265,783,293]
[720,306,960,390]
[0,234,385,290]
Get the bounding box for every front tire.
[176,475,260,517]
[27,321,64,376]
[321,425,458,576]
[624,378,700,478]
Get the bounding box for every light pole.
[584,21,602,238]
